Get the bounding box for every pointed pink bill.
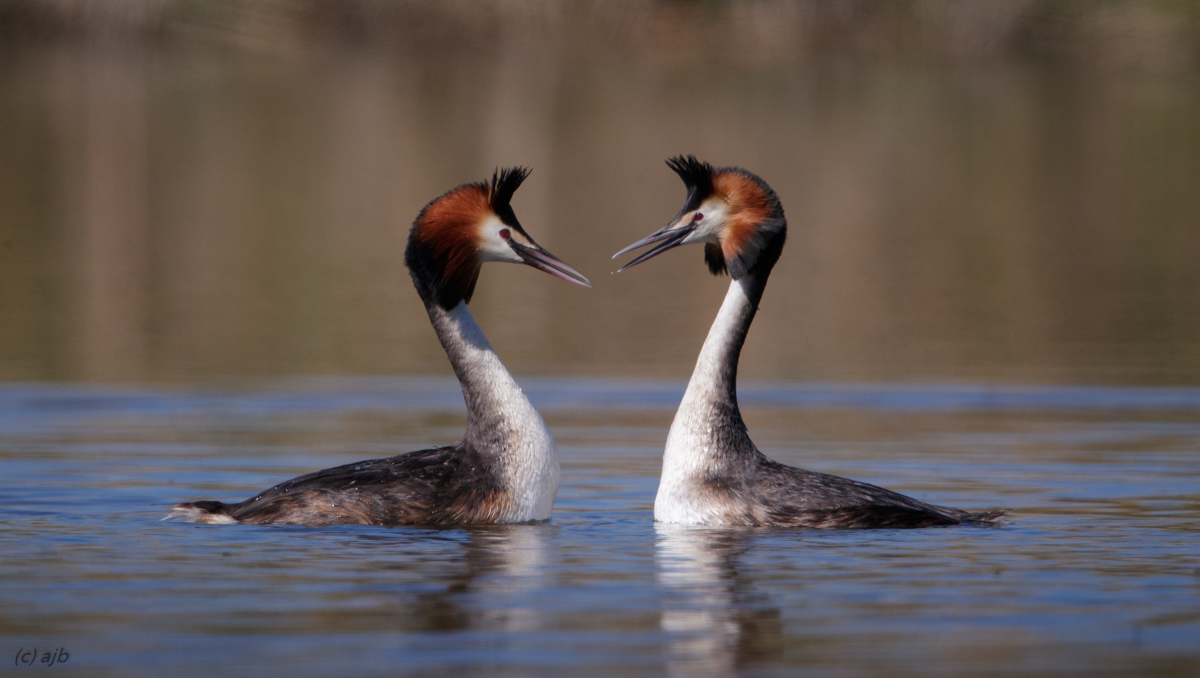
[612,223,696,272]
[509,241,592,287]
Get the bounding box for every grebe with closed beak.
[615,156,1003,529]
[168,167,590,526]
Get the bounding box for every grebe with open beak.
[615,156,1003,529]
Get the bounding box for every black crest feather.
[489,166,530,215]
[666,155,714,207]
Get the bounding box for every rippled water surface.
[2,379,1198,677]
[4,3,1200,675]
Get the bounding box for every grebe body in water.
[168,168,590,526]
[615,156,1003,529]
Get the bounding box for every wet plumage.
[174,445,505,526]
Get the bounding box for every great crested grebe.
[615,156,1003,529]
[168,167,590,526]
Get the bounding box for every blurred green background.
[1,0,1198,384]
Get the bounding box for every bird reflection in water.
[655,524,784,677]
[399,523,553,634]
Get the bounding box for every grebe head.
[406,167,591,309]
[613,155,786,279]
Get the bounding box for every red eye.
[693,213,703,222]
[499,228,511,239]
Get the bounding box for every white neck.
[655,278,760,524]
[427,301,559,521]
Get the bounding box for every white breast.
[654,280,755,525]
[443,302,560,522]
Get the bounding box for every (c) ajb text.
[14,648,69,668]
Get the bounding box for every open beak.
[509,240,592,287]
[611,221,695,272]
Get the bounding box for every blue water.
[2,379,1199,677]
